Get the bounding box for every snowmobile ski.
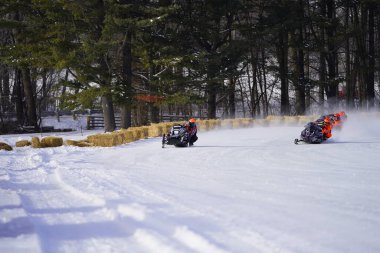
[162,134,166,148]
[294,138,305,145]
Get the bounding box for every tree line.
[0,0,379,133]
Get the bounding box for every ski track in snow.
[1,114,380,253]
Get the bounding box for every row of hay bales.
[0,136,65,151]
[0,116,316,150]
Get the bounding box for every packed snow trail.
[1,114,380,253]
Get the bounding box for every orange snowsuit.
[322,123,332,139]
[332,113,341,127]
[316,117,332,140]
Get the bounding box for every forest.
[0,0,379,133]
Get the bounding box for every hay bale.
[220,119,234,129]
[65,140,94,147]
[207,119,221,130]
[0,142,12,151]
[87,134,111,147]
[87,133,123,147]
[283,116,300,126]
[16,140,31,147]
[31,137,44,148]
[148,124,164,137]
[161,123,174,134]
[298,115,315,124]
[238,118,252,128]
[130,128,144,140]
[197,120,210,131]
[141,126,149,138]
[266,116,284,126]
[128,127,149,140]
[232,119,246,128]
[41,136,63,147]
[118,129,135,143]
[255,119,270,126]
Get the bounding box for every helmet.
[339,111,345,116]
[334,113,340,117]
[324,117,330,123]
[189,118,196,123]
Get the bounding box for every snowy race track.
[1,114,380,253]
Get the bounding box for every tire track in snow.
[53,148,238,253]
[2,148,124,253]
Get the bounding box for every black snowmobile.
[294,122,324,144]
[162,124,190,148]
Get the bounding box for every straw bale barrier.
[298,115,317,124]
[283,116,300,125]
[162,123,175,134]
[31,137,44,148]
[232,118,248,129]
[208,119,221,130]
[41,137,63,147]
[127,127,145,141]
[65,140,94,147]
[241,118,254,128]
[220,119,234,129]
[88,132,129,147]
[30,136,63,148]
[253,119,270,126]
[16,140,31,147]
[197,120,211,131]
[266,116,284,126]
[141,126,150,138]
[148,124,164,137]
[79,115,321,148]
[118,129,135,143]
[0,142,12,151]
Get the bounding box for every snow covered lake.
[1,113,380,253]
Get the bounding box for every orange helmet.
[334,113,340,117]
[324,117,330,123]
[189,118,196,123]
[339,111,345,116]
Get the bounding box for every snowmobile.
[162,124,190,148]
[294,122,324,144]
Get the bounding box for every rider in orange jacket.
[185,118,198,146]
[315,116,332,140]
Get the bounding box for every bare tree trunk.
[326,0,338,107]
[345,1,354,109]
[357,3,367,109]
[237,78,246,118]
[1,65,10,112]
[120,31,133,129]
[319,0,327,108]
[367,2,375,109]
[13,69,24,125]
[290,24,305,116]
[261,49,268,117]
[148,65,161,124]
[206,64,218,119]
[246,62,254,117]
[21,67,37,128]
[228,77,235,118]
[278,29,290,115]
[102,94,116,132]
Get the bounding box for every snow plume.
[332,111,380,142]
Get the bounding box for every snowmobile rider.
[326,111,347,128]
[315,116,332,140]
[184,118,198,146]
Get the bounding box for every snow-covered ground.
[1,113,380,253]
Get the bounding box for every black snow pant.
[189,134,198,145]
